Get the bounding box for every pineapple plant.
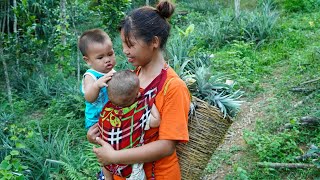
[167,24,243,118]
[183,63,243,118]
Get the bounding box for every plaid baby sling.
[98,68,167,178]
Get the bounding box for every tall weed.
[21,124,73,179]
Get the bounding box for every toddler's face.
[84,40,116,73]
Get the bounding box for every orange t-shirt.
[113,67,190,180]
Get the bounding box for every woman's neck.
[138,51,165,89]
[140,51,165,77]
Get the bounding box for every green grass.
[204,9,320,179]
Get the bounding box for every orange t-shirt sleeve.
[159,78,190,142]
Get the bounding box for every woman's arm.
[93,137,177,165]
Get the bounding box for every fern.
[45,159,85,180]
[62,161,83,180]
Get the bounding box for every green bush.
[0,150,29,179]
[276,0,320,12]
[0,124,34,179]
[89,0,131,38]
[244,129,302,162]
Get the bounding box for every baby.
[98,70,160,180]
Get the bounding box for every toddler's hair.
[107,70,140,106]
[78,28,110,56]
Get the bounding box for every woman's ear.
[152,36,160,49]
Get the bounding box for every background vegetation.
[0,0,319,179]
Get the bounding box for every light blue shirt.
[81,69,114,129]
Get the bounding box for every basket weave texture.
[177,96,233,180]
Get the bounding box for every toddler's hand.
[95,71,114,88]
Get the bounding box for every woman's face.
[120,30,154,67]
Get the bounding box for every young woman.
[87,1,190,179]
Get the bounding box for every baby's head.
[78,29,116,73]
[107,70,140,107]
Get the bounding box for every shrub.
[89,0,131,38]
[276,0,320,12]
[0,123,34,179]
[244,129,302,162]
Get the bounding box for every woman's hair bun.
[156,0,175,19]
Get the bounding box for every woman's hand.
[93,137,117,165]
[87,123,100,144]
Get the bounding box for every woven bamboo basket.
[177,96,233,180]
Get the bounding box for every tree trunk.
[257,162,317,169]
[7,0,10,35]
[60,0,67,47]
[12,0,20,74]
[234,0,240,19]
[2,15,5,34]
[1,53,13,109]
[74,0,81,84]
[1,35,13,109]
[77,50,80,84]
[13,0,17,36]
[1,1,6,33]
[59,0,67,71]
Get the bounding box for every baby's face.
[84,40,116,73]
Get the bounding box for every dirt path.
[204,83,274,179]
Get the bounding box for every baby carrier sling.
[98,67,167,178]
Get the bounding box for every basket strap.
[164,78,175,95]
[150,77,176,179]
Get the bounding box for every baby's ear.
[83,56,91,65]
